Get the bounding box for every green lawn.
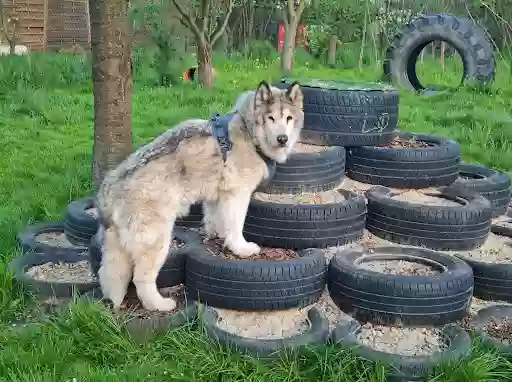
[0,51,512,381]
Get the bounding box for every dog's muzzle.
[277,134,288,147]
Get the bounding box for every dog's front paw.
[228,240,260,257]
[150,297,177,312]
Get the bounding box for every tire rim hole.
[408,39,465,92]
[355,254,447,274]
[459,171,486,180]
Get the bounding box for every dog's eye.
[287,116,293,123]
[268,116,274,122]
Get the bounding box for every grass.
[0,49,511,381]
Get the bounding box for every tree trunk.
[281,20,298,75]
[90,0,133,190]
[327,34,337,67]
[8,40,15,55]
[197,39,213,87]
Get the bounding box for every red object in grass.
[277,22,310,52]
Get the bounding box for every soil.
[292,142,327,153]
[105,284,185,320]
[458,297,512,331]
[356,323,447,356]
[378,136,434,148]
[35,231,84,248]
[393,190,462,207]
[485,317,512,345]
[252,187,346,205]
[216,307,310,339]
[203,237,298,260]
[339,178,374,194]
[26,259,97,283]
[85,207,98,218]
[358,258,440,276]
[455,233,512,263]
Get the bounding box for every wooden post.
[43,0,48,50]
[85,0,91,46]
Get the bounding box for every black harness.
[209,112,276,187]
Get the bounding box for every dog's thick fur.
[96,81,304,311]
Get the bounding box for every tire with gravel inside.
[383,13,495,92]
[327,246,474,326]
[346,132,461,189]
[199,304,329,358]
[471,305,512,355]
[257,145,346,194]
[456,224,512,303]
[366,185,492,250]
[88,227,202,288]
[243,190,366,249]
[332,320,471,380]
[185,248,326,311]
[453,163,511,218]
[274,78,398,147]
[64,197,99,246]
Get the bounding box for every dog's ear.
[256,80,274,104]
[285,81,303,106]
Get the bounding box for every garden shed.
[1,0,90,51]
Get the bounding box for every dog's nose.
[277,134,288,146]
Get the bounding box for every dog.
[95,80,304,311]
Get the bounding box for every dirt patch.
[339,178,374,194]
[253,188,346,205]
[393,190,463,207]
[26,259,96,283]
[358,258,440,276]
[293,142,327,153]
[455,233,512,263]
[215,307,309,339]
[85,207,98,218]
[458,297,512,330]
[485,317,512,345]
[356,323,447,356]
[35,231,83,248]
[203,238,298,260]
[378,136,434,148]
[105,284,185,320]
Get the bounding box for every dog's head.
[250,80,304,163]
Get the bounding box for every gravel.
[253,186,347,204]
[293,142,328,153]
[486,316,512,345]
[357,258,440,276]
[393,190,462,207]
[35,231,84,248]
[202,237,299,260]
[356,323,447,356]
[85,207,98,218]
[455,233,512,263]
[26,259,97,283]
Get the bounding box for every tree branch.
[210,0,234,46]
[171,0,203,39]
[287,0,295,21]
[296,0,306,20]
[200,0,211,34]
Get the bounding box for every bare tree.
[171,0,234,87]
[0,0,19,55]
[90,0,133,189]
[281,0,307,75]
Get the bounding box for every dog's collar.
[209,112,269,162]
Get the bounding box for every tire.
[275,78,398,147]
[257,146,346,194]
[471,305,512,355]
[88,226,202,288]
[456,224,512,303]
[185,248,327,311]
[10,250,99,299]
[383,13,496,92]
[453,163,511,218]
[366,185,492,251]
[346,132,461,189]
[176,203,203,228]
[332,320,471,381]
[81,288,200,341]
[18,221,87,257]
[199,305,329,358]
[243,190,366,249]
[64,197,99,246]
[327,245,474,326]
